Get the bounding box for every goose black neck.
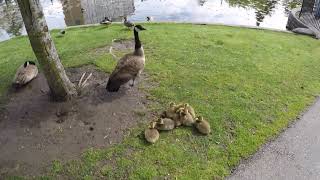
[134,29,142,50]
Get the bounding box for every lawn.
[1,23,320,179]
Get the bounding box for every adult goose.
[124,16,134,28]
[146,16,154,21]
[100,17,112,25]
[106,25,147,92]
[13,61,38,87]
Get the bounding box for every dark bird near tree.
[13,61,38,87]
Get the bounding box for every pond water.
[0,0,301,42]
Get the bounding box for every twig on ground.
[109,39,119,61]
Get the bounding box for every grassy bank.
[1,23,320,179]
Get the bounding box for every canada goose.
[144,121,160,143]
[155,118,175,131]
[123,16,134,28]
[146,16,154,22]
[106,25,147,92]
[178,108,195,127]
[13,61,38,87]
[60,29,66,35]
[100,17,112,25]
[195,116,211,135]
[56,29,66,38]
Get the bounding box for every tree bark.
[301,0,315,13]
[16,0,77,101]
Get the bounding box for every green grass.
[1,23,320,179]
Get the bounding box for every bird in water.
[13,61,38,87]
[123,16,135,28]
[106,25,147,92]
[100,17,112,25]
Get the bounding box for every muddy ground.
[0,65,152,177]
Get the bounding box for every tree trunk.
[16,0,77,101]
[301,0,315,13]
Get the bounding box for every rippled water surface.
[0,0,300,42]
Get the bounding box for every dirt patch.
[111,39,135,52]
[0,65,152,177]
[91,39,134,57]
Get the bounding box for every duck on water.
[106,25,147,92]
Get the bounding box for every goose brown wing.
[111,54,144,77]
[108,69,133,86]
[24,65,38,82]
[13,65,38,85]
[13,65,26,84]
[107,54,143,91]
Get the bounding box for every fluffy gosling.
[184,103,196,119]
[178,108,195,127]
[155,118,175,131]
[195,116,211,135]
[162,102,180,121]
[144,122,160,144]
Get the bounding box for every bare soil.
[0,65,151,177]
[111,38,135,51]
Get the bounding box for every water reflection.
[0,0,301,42]
[61,0,134,26]
[227,0,279,26]
[198,0,208,6]
[61,0,85,26]
[0,0,23,37]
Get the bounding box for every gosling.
[184,103,196,119]
[155,118,175,131]
[178,108,195,127]
[195,116,211,135]
[144,121,160,144]
[162,102,180,120]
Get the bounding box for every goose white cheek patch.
[134,27,140,32]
